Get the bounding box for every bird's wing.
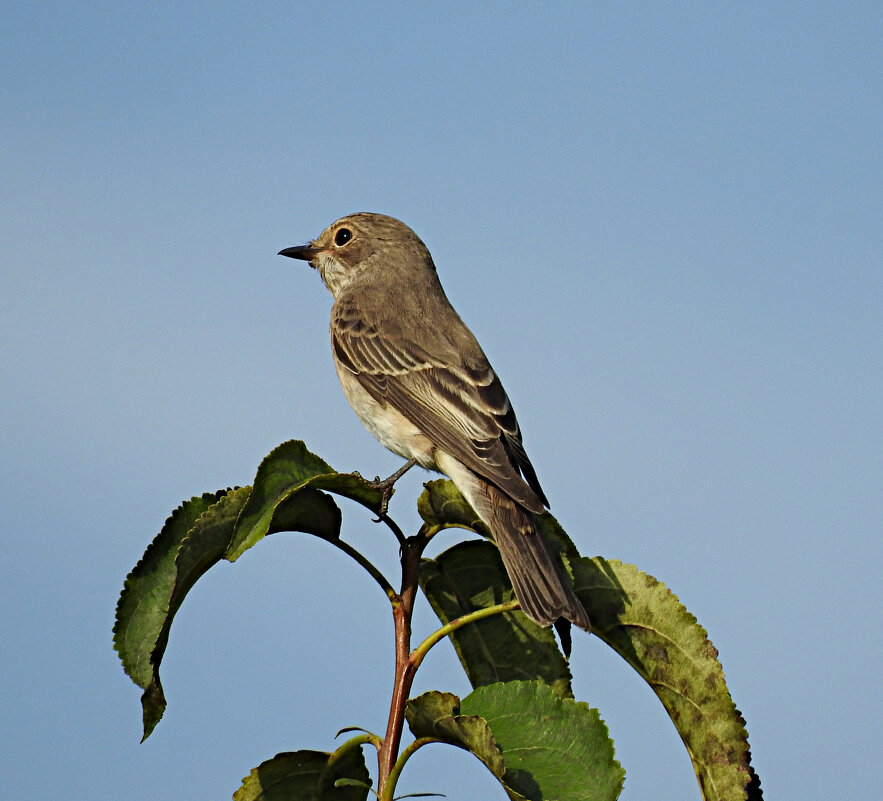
[331,296,548,512]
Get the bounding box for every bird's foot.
[369,458,418,518]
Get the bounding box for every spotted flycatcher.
[279,213,590,631]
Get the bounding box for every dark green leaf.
[233,747,371,801]
[115,481,344,739]
[114,491,228,689]
[228,441,336,559]
[461,681,623,801]
[419,541,572,698]
[333,779,373,789]
[113,488,242,739]
[310,471,388,511]
[267,486,342,539]
[228,440,382,560]
[335,726,375,738]
[534,509,582,567]
[574,557,758,801]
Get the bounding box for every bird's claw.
[367,458,418,520]
[373,485,394,520]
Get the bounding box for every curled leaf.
[234,748,370,801]
[228,440,382,560]
[407,683,623,801]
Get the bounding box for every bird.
[279,213,590,632]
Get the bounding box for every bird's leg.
[371,458,418,516]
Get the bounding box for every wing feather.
[331,299,549,511]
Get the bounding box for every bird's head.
[279,212,434,297]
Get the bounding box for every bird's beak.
[278,244,320,263]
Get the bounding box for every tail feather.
[480,482,591,631]
[435,452,590,631]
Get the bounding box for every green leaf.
[416,480,759,799]
[417,481,581,569]
[407,684,622,801]
[233,748,371,801]
[228,441,336,559]
[406,691,525,801]
[309,471,388,511]
[574,557,759,801]
[113,488,242,739]
[417,479,575,697]
[267,485,343,540]
[416,482,576,698]
[114,491,228,689]
[406,691,505,776]
[419,541,572,698]
[461,681,623,801]
[417,479,486,533]
[228,440,383,560]
[114,481,343,739]
[535,509,582,568]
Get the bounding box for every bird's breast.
[335,364,438,469]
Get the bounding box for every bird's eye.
[334,228,353,246]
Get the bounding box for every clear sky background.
[2,3,880,799]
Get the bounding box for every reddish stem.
[376,532,427,793]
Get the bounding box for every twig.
[411,600,521,670]
[381,737,439,801]
[376,527,431,793]
[328,538,396,601]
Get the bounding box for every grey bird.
[279,213,590,632]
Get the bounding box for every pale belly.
[336,365,438,470]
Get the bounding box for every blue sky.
[1,3,880,799]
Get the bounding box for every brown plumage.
[280,212,590,631]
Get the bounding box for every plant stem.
[381,737,438,801]
[375,510,408,548]
[332,732,383,760]
[411,600,521,670]
[376,529,429,795]
[376,603,521,799]
[329,537,397,601]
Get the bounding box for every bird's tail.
[476,480,591,631]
